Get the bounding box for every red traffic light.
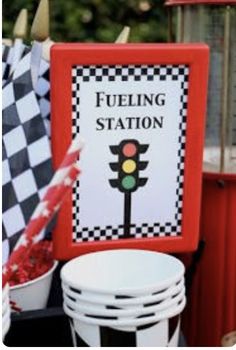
[122,142,137,157]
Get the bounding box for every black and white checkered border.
[72,64,188,83]
[72,65,189,243]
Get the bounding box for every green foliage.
[3,0,168,43]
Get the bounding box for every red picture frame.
[51,43,209,260]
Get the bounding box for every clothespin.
[31,0,49,89]
[115,26,130,43]
[42,37,54,62]
[2,39,13,46]
[10,9,28,74]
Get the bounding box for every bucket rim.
[10,260,58,290]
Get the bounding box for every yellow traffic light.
[122,159,137,173]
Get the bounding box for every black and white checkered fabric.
[2,44,15,84]
[2,43,51,136]
[36,58,51,136]
[70,315,180,346]
[71,64,189,243]
[2,51,53,265]
[2,44,29,86]
[2,44,12,84]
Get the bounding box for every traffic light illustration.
[109,139,149,193]
[109,139,149,237]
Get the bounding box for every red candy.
[9,240,54,287]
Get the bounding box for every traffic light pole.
[123,192,131,237]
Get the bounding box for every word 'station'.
[95,92,166,131]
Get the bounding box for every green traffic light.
[122,175,136,190]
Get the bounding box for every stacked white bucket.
[2,284,11,340]
[61,249,186,347]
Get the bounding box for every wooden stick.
[115,26,130,44]
[10,9,28,74]
[30,0,49,89]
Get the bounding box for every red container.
[182,173,236,346]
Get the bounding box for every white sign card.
[71,64,189,243]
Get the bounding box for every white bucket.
[62,277,185,308]
[61,250,185,295]
[2,284,9,301]
[61,250,186,347]
[2,283,11,340]
[2,316,11,340]
[2,306,11,340]
[10,260,58,312]
[63,296,186,327]
[63,287,185,318]
[2,298,9,316]
[2,286,10,316]
[65,298,186,347]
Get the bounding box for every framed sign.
[51,43,209,259]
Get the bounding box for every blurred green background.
[3,0,168,43]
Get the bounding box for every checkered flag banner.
[2,44,29,86]
[2,138,83,287]
[2,50,53,265]
[2,43,51,136]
